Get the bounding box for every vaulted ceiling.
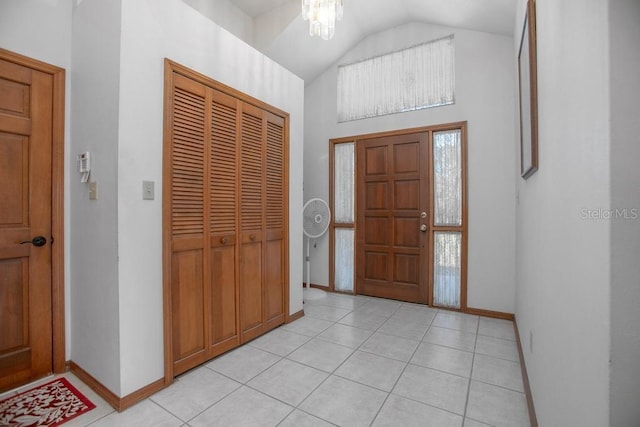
[198,0,517,83]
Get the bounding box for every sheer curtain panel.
[334,142,355,223]
[434,130,462,226]
[334,228,355,292]
[337,36,455,122]
[433,232,462,308]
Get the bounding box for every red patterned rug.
[0,377,95,427]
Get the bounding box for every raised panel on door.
[264,235,283,328]
[357,133,428,303]
[208,89,239,357]
[240,239,263,341]
[0,60,53,392]
[209,244,237,356]
[0,133,28,226]
[363,217,389,246]
[0,259,30,380]
[364,252,388,281]
[171,248,205,374]
[239,104,265,341]
[169,75,207,375]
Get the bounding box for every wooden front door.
[356,132,429,303]
[0,58,54,392]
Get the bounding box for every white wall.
[513,0,611,425]
[1,0,303,399]
[117,0,304,395]
[304,22,517,313]
[609,0,640,424]
[70,0,123,394]
[0,0,73,358]
[182,0,253,46]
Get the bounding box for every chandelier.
[301,0,344,40]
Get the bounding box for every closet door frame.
[162,59,290,383]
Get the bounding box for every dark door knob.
[20,236,47,247]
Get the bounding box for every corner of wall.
[115,0,305,396]
[70,0,124,396]
[513,0,611,424]
[608,0,640,424]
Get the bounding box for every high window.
[337,35,455,122]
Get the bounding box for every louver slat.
[172,87,205,237]
[266,119,284,230]
[210,96,237,234]
[241,112,263,231]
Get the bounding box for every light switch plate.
[143,180,154,200]
[89,181,97,200]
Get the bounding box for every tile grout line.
[363,301,410,427]
[147,396,187,424]
[283,298,374,423]
[158,371,244,425]
[239,305,520,425]
[367,304,439,426]
[284,298,372,424]
[60,300,519,427]
[288,298,405,426]
[462,316,481,422]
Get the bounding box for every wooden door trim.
[0,48,66,374]
[331,122,468,145]
[161,59,174,384]
[330,121,468,310]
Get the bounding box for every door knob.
[420,224,427,232]
[20,236,47,247]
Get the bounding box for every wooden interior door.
[169,74,209,375]
[208,88,241,359]
[239,103,265,342]
[238,105,287,342]
[263,112,286,331]
[0,58,54,391]
[356,133,429,303]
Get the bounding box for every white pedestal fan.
[302,198,331,301]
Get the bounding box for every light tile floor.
[1,294,531,426]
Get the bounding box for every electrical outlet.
[89,182,97,200]
[529,331,533,354]
[143,180,154,200]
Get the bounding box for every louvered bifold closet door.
[169,74,209,375]
[165,60,289,378]
[264,112,286,330]
[208,89,240,358]
[239,103,265,342]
